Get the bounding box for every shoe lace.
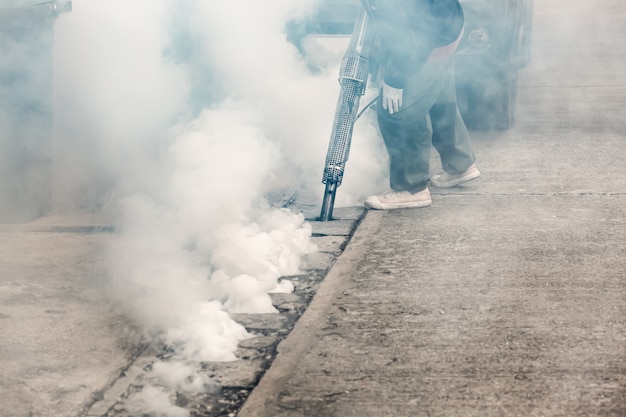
[381,191,404,200]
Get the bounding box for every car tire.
[457,68,518,131]
[511,0,534,68]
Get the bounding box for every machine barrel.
[319,7,374,221]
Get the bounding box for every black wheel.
[458,69,519,131]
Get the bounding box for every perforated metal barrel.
[321,8,371,186]
[322,76,364,185]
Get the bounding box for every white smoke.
[50,0,384,412]
[124,386,190,417]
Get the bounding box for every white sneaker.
[430,163,480,188]
[364,188,432,210]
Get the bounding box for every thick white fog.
[5,0,621,414]
[6,0,618,415]
[35,0,386,412]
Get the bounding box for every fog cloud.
[47,0,387,411]
[1,0,386,412]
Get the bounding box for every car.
[290,0,534,130]
[455,0,534,129]
[0,0,71,223]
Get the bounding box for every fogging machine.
[319,6,378,221]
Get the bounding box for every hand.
[382,82,403,115]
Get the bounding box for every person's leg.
[376,60,449,194]
[365,81,439,210]
[376,100,431,193]
[429,59,476,175]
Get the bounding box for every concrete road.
[0,217,143,417]
[2,1,625,416]
[239,1,626,416]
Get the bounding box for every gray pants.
[377,57,475,193]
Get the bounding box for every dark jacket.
[362,0,464,88]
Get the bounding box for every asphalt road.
[238,1,626,416]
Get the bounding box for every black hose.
[356,97,377,120]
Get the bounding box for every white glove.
[382,82,403,115]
